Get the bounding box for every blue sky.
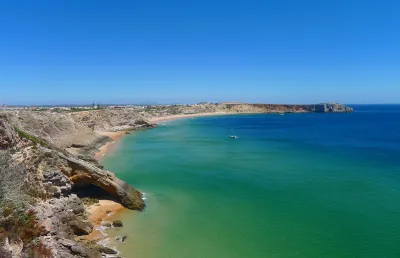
[0,0,399,105]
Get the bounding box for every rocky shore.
[0,113,147,257]
[0,103,352,257]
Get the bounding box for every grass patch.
[13,127,46,146]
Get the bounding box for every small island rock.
[112,220,123,227]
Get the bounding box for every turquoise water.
[102,105,400,258]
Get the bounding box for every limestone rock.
[70,244,89,257]
[69,219,93,236]
[41,236,101,258]
[97,246,118,255]
[0,114,19,150]
[60,152,145,210]
[43,171,73,197]
[0,236,23,258]
[102,222,112,228]
[115,235,127,243]
[35,195,87,238]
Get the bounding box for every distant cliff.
[299,103,353,113]
[212,103,353,113]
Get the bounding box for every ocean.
[101,105,400,258]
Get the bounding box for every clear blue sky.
[1,0,399,105]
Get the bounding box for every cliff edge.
[0,114,144,257]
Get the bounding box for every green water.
[102,109,400,258]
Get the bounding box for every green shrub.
[13,127,46,146]
[0,152,44,242]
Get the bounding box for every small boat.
[279,113,284,116]
[229,135,239,139]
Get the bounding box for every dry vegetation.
[0,152,50,256]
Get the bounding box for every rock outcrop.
[59,152,144,210]
[0,236,23,258]
[0,114,20,150]
[0,115,144,257]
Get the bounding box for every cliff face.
[8,110,155,160]
[8,111,101,150]
[0,118,19,150]
[298,103,353,113]
[214,103,353,113]
[0,114,144,257]
[71,110,155,132]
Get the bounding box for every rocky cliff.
[0,113,144,257]
[213,103,353,113]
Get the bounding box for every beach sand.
[85,200,125,241]
[149,111,230,124]
[89,132,134,243]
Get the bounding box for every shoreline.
[148,111,232,124]
[88,113,230,230]
[86,112,252,252]
[93,112,238,159]
[85,200,125,241]
[88,131,133,251]
[94,130,128,160]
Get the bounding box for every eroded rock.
[0,236,23,258]
[69,219,93,236]
[60,153,145,210]
[115,236,127,243]
[102,222,112,228]
[0,114,19,150]
[112,220,123,227]
[97,246,118,255]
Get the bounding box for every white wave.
[97,238,120,257]
[94,225,108,237]
[142,192,147,201]
[97,237,110,247]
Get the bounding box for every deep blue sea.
[103,105,400,258]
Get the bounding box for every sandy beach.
[85,200,125,240]
[89,132,133,242]
[149,111,231,124]
[87,200,124,224]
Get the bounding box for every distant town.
[0,102,235,112]
[0,102,344,113]
[1,103,146,112]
